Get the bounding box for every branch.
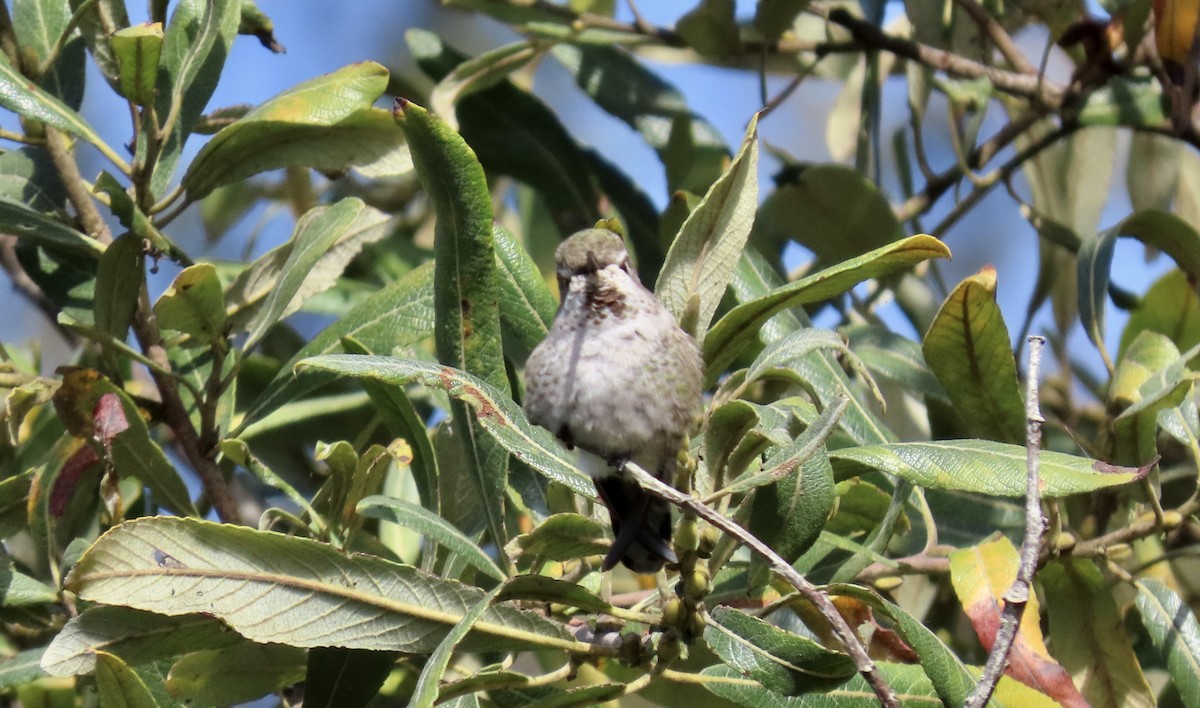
[0,234,78,344]
[43,127,112,244]
[621,461,898,708]
[894,109,1045,223]
[825,8,1064,106]
[930,122,1078,236]
[129,288,240,523]
[953,0,1037,75]
[856,549,951,582]
[964,335,1048,708]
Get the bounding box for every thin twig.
[953,0,1037,75]
[964,335,1048,707]
[893,109,1045,223]
[930,123,1078,237]
[0,234,78,344]
[621,461,898,707]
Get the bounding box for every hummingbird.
[524,228,704,573]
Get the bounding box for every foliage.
[0,0,1199,705]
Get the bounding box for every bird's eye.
[619,259,631,273]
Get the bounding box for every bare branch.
[824,8,1064,106]
[964,335,1048,707]
[953,0,1037,75]
[621,461,898,708]
[43,127,112,245]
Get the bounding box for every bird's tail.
[595,475,677,573]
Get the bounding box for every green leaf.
[0,557,58,607]
[748,445,835,564]
[656,113,759,339]
[395,98,511,551]
[0,196,102,256]
[1077,77,1167,127]
[95,651,159,708]
[830,584,976,706]
[705,606,855,695]
[677,0,741,57]
[182,62,408,198]
[111,23,164,106]
[241,198,376,351]
[340,338,439,511]
[303,648,396,708]
[496,575,626,618]
[550,43,729,194]
[722,395,847,497]
[753,164,904,270]
[165,643,306,706]
[65,517,579,653]
[0,648,49,690]
[429,40,540,128]
[69,0,131,93]
[1040,559,1154,708]
[493,223,557,361]
[41,607,241,681]
[410,585,503,708]
[12,0,85,106]
[152,263,226,343]
[1127,133,1181,212]
[219,439,323,534]
[0,146,66,211]
[844,324,947,401]
[94,234,145,341]
[294,356,593,500]
[0,54,121,167]
[700,662,942,706]
[726,248,895,446]
[755,0,812,42]
[744,329,876,400]
[148,0,241,193]
[922,267,1025,443]
[1133,578,1200,707]
[1119,269,1200,360]
[829,440,1141,497]
[1110,334,1196,464]
[704,235,951,379]
[407,30,602,236]
[504,513,608,562]
[357,495,506,581]
[237,262,435,431]
[1079,210,1200,357]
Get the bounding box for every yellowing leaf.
[949,535,1085,706]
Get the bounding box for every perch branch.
[621,461,897,707]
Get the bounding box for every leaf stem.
[621,461,898,707]
[964,334,1047,707]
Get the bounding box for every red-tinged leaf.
[92,393,129,446]
[949,535,1086,707]
[829,596,917,662]
[52,443,100,517]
